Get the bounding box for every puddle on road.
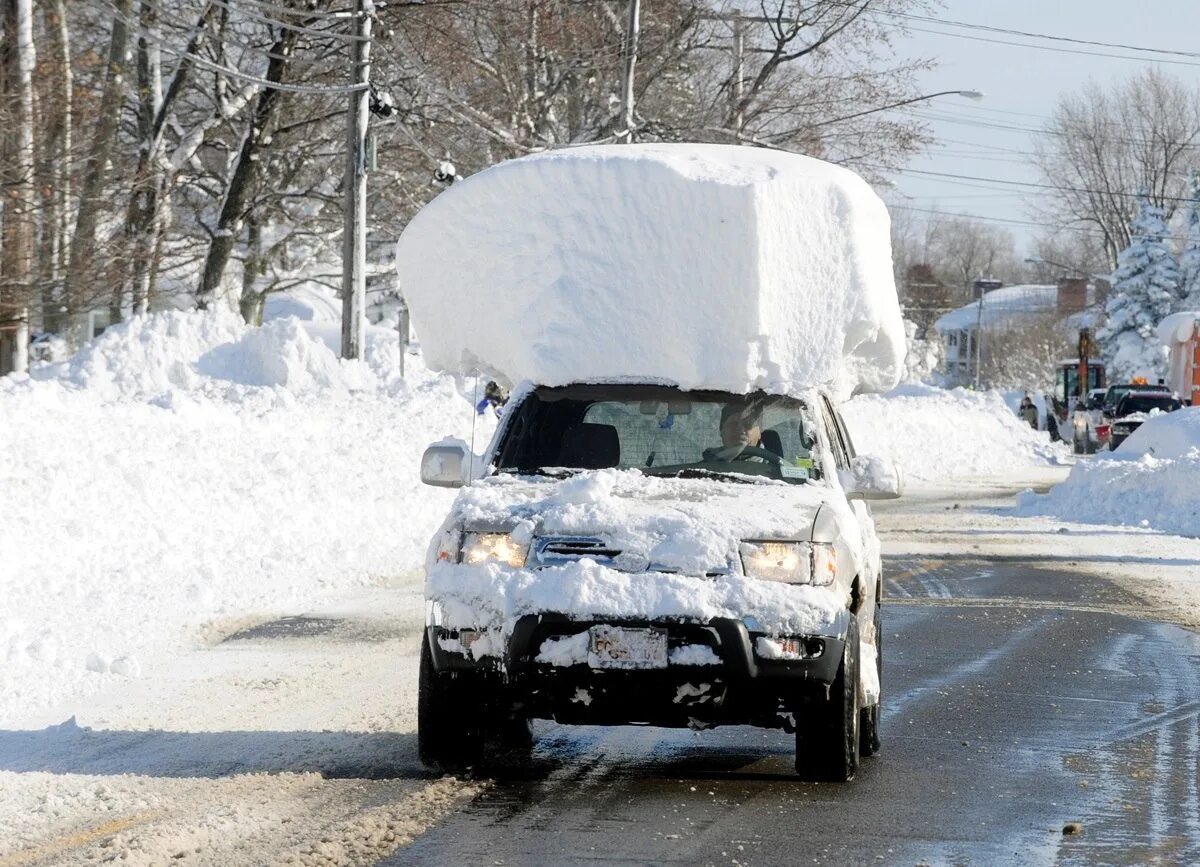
[220,614,414,644]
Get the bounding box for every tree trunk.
[239,214,266,325]
[39,0,72,333]
[196,27,294,309]
[0,0,36,328]
[64,0,131,331]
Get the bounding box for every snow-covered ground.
[1,308,490,723]
[1,306,1079,726]
[4,306,1200,861]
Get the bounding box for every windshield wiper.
[497,467,578,479]
[659,467,756,484]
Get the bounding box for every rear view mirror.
[421,442,469,488]
[839,454,902,501]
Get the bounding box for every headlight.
[461,532,528,567]
[739,541,837,586]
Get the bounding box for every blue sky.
[886,0,1200,251]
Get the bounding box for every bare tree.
[927,214,1017,295]
[983,311,1072,392]
[1033,69,1200,270]
[64,0,133,330]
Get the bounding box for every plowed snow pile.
[396,143,904,400]
[842,384,1067,481]
[1018,407,1200,535]
[0,308,483,723]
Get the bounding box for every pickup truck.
[417,382,900,782]
[1073,382,1165,454]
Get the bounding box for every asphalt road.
[390,557,1200,866]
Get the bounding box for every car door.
[820,396,882,618]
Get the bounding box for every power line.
[873,7,1200,61]
[879,163,1200,205]
[898,22,1200,69]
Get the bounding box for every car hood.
[444,468,853,576]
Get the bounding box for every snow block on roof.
[395,144,903,399]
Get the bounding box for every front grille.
[532,536,622,568]
[530,536,733,577]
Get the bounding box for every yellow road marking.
[0,809,164,867]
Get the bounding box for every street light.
[812,89,984,127]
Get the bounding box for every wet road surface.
[391,557,1200,866]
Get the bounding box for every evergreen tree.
[1097,193,1179,380]
[1178,171,1200,311]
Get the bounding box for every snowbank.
[1017,408,1200,536]
[842,384,1067,481]
[0,309,486,723]
[396,143,904,400]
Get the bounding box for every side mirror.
[839,454,902,501]
[421,442,469,488]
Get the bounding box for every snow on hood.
[396,144,904,401]
[426,468,856,641]
[446,469,835,574]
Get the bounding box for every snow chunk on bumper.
[396,144,904,400]
[427,559,846,641]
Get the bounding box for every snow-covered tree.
[1096,193,1179,381]
[1178,171,1200,312]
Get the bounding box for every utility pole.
[341,0,371,360]
[619,0,640,143]
[973,288,985,389]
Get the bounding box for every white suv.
[418,382,899,781]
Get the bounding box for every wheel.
[859,601,882,758]
[795,616,860,782]
[418,632,486,772]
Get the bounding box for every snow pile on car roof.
[1017,407,1200,536]
[396,144,904,400]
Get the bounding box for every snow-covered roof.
[395,143,904,400]
[934,284,1096,332]
[1157,310,1200,345]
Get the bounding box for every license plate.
[588,625,668,670]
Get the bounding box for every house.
[935,279,1097,386]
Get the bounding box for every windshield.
[1116,395,1177,415]
[494,385,824,484]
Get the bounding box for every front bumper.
[426,614,846,728]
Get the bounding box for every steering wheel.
[708,445,784,464]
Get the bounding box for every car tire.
[859,602,882,758]
[417,632,486,772]
[795,615,860,782]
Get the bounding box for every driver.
[719,401,763,449]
